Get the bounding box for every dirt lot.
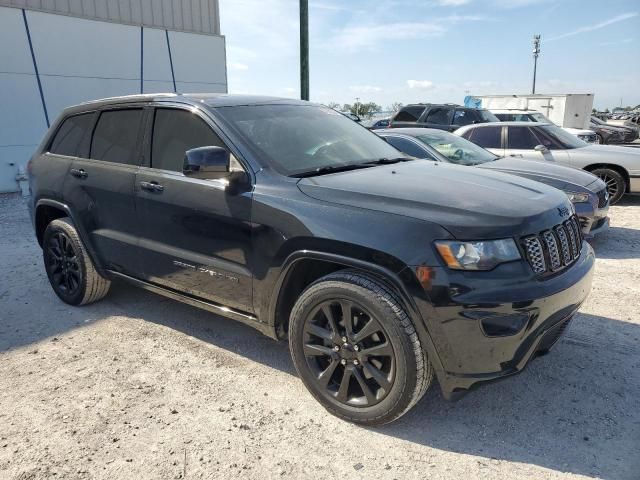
[1,193,639,480]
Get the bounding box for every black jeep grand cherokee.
[28,94,594,425]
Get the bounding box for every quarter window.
[49,113,94,157]
[452,109,473,126]
[90,109,143,164]
[469,126,502,149]
[151,109,226,172]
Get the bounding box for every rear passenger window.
[90,109,143,164]
[469,126,502,149]
[425,107,453,125]
[452,109,473,126]
[394,106,425,122]
[49,113,94,157]
[507,127,539,149]
[151,108,225,172]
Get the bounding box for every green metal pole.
[300,0,309,100]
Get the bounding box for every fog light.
[464,311,530,337]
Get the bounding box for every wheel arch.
[268,250,446,380]
[583,163,630,192]
[34,199,107,276]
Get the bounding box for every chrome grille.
[522,215,582,276]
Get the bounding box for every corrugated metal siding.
[0,0,220,35]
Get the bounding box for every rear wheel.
[595,133,604,145]
[591,168,625,205]
[43,218,111,305]
[289,270,433,425]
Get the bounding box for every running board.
[106,271,267,333]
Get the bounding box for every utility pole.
[300,0,309,100]
[355,97,360,116]
[532,34,541,94]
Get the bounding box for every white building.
[0,0,227,193]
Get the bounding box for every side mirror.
[183,146,230,179]
[534,144,549,153]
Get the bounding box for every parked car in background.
[491,109,597,143]
[378,128,609,237]
[389,103,498,132]
[29,94,595,425]
[363,117,390,130]
[590,116,639,144]
[456,121,640,204]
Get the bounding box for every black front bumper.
[410,242,595,400]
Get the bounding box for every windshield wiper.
[291,163,376,178]
[361,156,413,165]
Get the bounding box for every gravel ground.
[1,193,639,480]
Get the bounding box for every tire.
[289,270,433,426]
[591,168,625,205]
[42,217,111,306]
[595,133,604,145]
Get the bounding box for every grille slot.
[522,215,582,276]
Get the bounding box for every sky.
[219,0,640,111]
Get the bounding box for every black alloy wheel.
[302,299,395,407]
[46,231,82,296]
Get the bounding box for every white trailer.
[470,94,594,129]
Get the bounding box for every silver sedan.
[455,121,640,204]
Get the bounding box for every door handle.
[70,168,88,179]
[140,181,164,192]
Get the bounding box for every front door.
[134,106,254,313]
[504,126,572,166]
[63,108,144,275]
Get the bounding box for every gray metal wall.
[0,0,220,35]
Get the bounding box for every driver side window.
[151,108,227,172]
[507,127,539,149]
[385,136,431,159]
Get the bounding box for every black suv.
[390,103,499,131]
[28,94,594,425]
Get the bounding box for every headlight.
[566,191,590,203]
[435,239,521,270]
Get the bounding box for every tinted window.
[507,127,539,149]
[425,107,453,125]
[394,106,425,122]
[90,109,143,164]
[152,109,225,172]
[217,104,404,176]
[49,113,94,157]
[385,136,431,159]
[469,126,502,149]
[452,109,474,126]
[416,131,497,166]
[537,125,586,150]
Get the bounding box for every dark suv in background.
[28,94,594,425]
[389,103,499,131]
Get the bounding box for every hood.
[297,161,573,239]
[478,157,601,192]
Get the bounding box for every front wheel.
[289,270,433,425]
[591,168,625,205]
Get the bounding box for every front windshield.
[591,116,606,125]
[416,131,498,166]
[539,125,588,149]
[215,104,404,176]
[529,112,552,123]
[477,110,500,122]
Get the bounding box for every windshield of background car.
[476,110,500,122]
[416,131,498,165]
[538,125,588,149]
[591,116,605,125]
[216,104,405,176]
[530,112,552,123]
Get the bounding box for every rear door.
[63,107,144,275]
[461,125,505,156]
[134,105,254,313]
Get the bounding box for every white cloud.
[229,62,249,71]
[548,12,639,41]
[407,80,435,90]
[436,0,472,5]
[349,85,383,93]
[598,38,634,47]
